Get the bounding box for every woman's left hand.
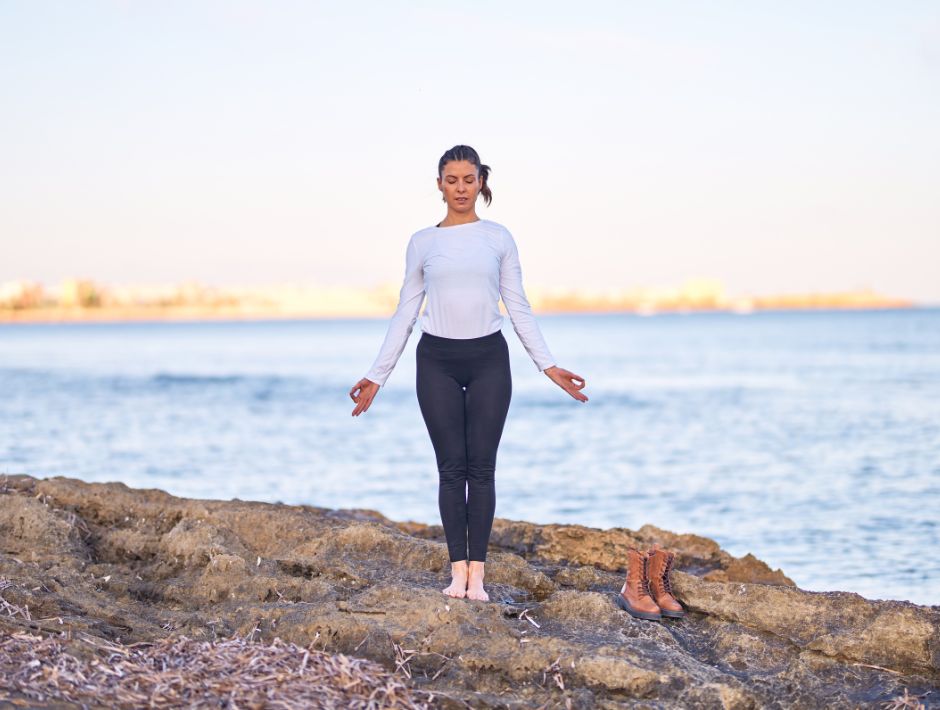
[543,366,589,402]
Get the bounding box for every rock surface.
[0,473,937,709]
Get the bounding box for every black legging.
[416,328,512,562]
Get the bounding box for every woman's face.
[437,159,481,213]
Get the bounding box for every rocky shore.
[1,474,937,708]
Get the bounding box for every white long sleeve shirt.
[364,218,556,387]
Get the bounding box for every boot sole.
[659,608,686,619]
[615,592,662,620]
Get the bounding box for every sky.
[2,1,938,303]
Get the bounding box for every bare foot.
[466,561,489,601]
[443,560,468,597]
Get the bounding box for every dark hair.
[438,144,492,206]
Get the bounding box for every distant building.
[59,278,104,307]
[0,280,45,309]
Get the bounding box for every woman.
[349,145,589,602]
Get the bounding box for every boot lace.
[660,554,674,596]
[635,555,653,598]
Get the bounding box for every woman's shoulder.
[478,219,515,248]
[478,218,512,236]
[407,225,437,248]
[457,219,514,241]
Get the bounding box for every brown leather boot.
[646,543,686,619]
[615,547,661,620]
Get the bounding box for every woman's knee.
[467,457,496,483]
[437,457,468,486]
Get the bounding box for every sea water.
[1,309,937,605]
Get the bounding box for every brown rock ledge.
[0,474,937,709]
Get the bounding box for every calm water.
[1,310,938,605]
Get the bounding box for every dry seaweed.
[0,629,438,709]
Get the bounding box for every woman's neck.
[437,211,481,228]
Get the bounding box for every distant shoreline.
[2,278,920,323]
[0,301,927,325]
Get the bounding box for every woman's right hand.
[350,378,380,416]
